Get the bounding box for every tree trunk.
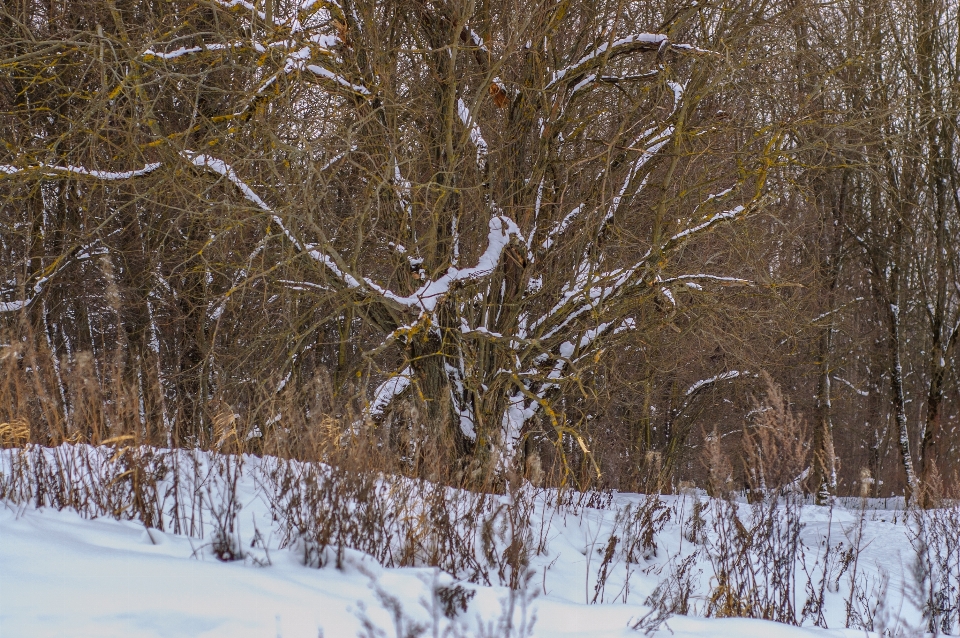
[887,300,919,503]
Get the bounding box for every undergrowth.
[1,369,958,635]
[2,440,960,635]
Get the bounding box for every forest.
[2,0,959,504]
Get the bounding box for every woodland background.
[1,0,958,502]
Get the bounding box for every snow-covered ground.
[0,447,946,637]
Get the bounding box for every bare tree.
[4,0,955,496]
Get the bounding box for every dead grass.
[4,340,959,630]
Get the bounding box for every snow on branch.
[570,69,665,95]
[501,389,538,459]
[184,151,365,291]
[532,198,756,350]
[684,370,746,397]
[499,316,635,464]
[445,361,477,440]
[567,200,753,303]
[668,205,746,244]
[0,238,105,313]
[213,0,334,34]
[548,34,668,90]
[457,98,488,169]
[186,152,272,211]
[660,274,754,287]
[809,297,865,324]
[601,126,673,230]
[557,322,612,370]
[142,42,251,60]
[367,367,412,418]
[833,375,869,397]
[544,30,718,95]
[186,152,518,314]
[0,299,28,313]
[141,5,368,100]
[305,64,371,95]
[460,27,509,107]
[465,28,488,55]
[214,0,271,24]
[541,128,672,252]
[541,205,582,250]
[0,162,162,180]
[597,71,659,84]
[371,216,522,315]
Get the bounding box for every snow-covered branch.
[500,316,636,459]
[0,299,29,313]
[186,150,521,323]
[140,3,369,100]
[368,367,413,418]
[457,98,488,170]
[185,152,272,211]
[547,34,668,90]
[541,205,583,251]
[540,127,673,253]
[0,162,161,180]
[529,190,757,358]
[368,216,522,315]
[660,274,754,288]
[668,205,746,244]
[304,63,371,95]
[183,151,368,293]
[600,127,673,232]
[809,297,865,324]
[684,370,746,397]
[547,34,714,93]
[142,42,251,60]
[461,27,509,107]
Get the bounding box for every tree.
[1,0,784,483]
[836,0,960,504]
[17,0,957,499]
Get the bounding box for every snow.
[667,81,684,109]
[185,152,368,292]
[683,372,747,397]
[832,376,869,397]
[305,64,371,95]
[369,368,413,417]
[143,44,233,60]
[504,320,618,447]
[571,74,597,94]
[669,206,745,243]
[140,6,363,100]
[0,501,870,638]
[659,286,676,308]
[215,0,269,22]
[661,274,753,287]
[542,206,584,250]
[460,318,504,339]
[378,216,521,315]
[0,161,162,180]
[186,153,272,211]
[0,447,940,637]
[549,34,669,89]
[0,299,28,313]
[457,98,488,168]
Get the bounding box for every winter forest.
[1,0,960,635]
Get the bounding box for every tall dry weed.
[698,373,807,624]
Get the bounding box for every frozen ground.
[0,448,940,637]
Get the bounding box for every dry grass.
[3,344,959,631]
